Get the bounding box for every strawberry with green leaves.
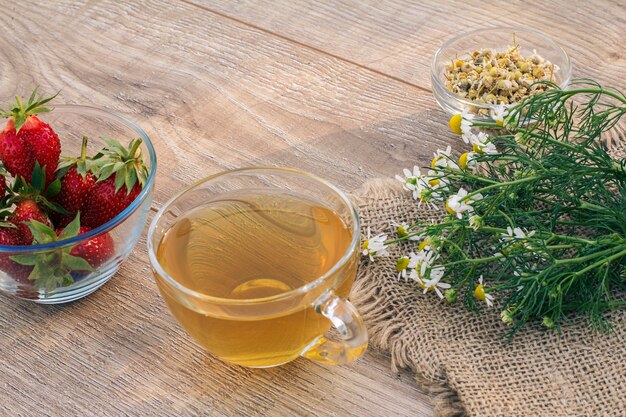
[10,214,113,290]
[9,200,53,243]
[51,136,97,228]
[82,138,148,228]
[0,89,60,187]
[5,163,65,243]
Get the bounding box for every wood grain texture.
[1,0,619,415]
[0,0,452,415]
[195,0,626,89]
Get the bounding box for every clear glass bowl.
[431,27,572,122]
[0,105,157,304]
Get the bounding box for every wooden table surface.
[0,1,623,416]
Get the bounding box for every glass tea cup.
[147,167,367,368]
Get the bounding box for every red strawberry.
[0,90,60,186]
[18,116,61,185]
[51,166,96,228]
[0,224,24,246]
[0,119,34,180]
[82,138,148,228]
[51,136,97,228]
[82,177,140,228]
[56,226,114,268]
[0,224,32,284]
[10,200,53,244]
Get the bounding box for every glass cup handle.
[301,290,368,365]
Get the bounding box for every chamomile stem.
[479,226,596,245]
[464,175,542,200]
[561,88,626,104]
[439,253,503,268]
[554,246,624,265]
[572,249,626,276]
[545,244,582,250]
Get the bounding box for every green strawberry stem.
[91,137,148,194]
[128,138,142,159]
[10,214,94,291]
[7,162,68,215]
[80,135,88,160]
[0,87,58,133]
[57,135,94,179]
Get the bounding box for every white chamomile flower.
[463,131,497,155]
[458,151,478,170]
[498,226,540,259]
[490,104,509,126]
[422,267,450,299]
[501,226,536,247]
[445,188,483,219]
[426,170,450,192]
[396,251,421,280]
[398,168,448,210]
[362,226,389,261]
[449,109,475,135]
[473,275,495,307]
[460,108,474,134]
[395,166,421,194]
[501,226,536,241]
[396,256,410,280]
[473,131,498,155]
[480,141,498,155]
[431,146,459,170]
[409,249,447,298]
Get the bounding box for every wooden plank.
[194,0,626,89]
[0,0,450,416]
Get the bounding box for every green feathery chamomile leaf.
[0,87,59,133]
[91,137,149,194]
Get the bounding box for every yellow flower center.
[458,152,470,169]
[397,225,408,238]
[396,257,410,273]
[474,284,486,301]
[428,178,440,187]
[449,113,463,135]
[418,238,432,251]
[495,119,504,127]
[361,240,369,250]
[472,143,484,154]
[445,201,457,215]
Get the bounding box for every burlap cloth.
[349,128,626,417]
